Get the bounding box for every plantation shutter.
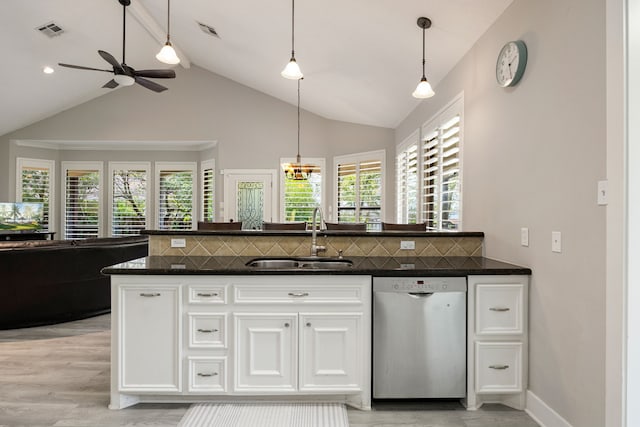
[283,163,322,223]
[396,143,418,224]
[18,159,54,232]
[201,161,215,222]
[357,159,382,228]
[111,168,148,236]
[158,169,194,231]
[336,152,384,229]
[64,168,100,239]
[337,162,357,223]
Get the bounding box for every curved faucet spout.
[310,207,326,257]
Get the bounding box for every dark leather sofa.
[0,235,148,329]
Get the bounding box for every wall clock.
[496,40,528,87]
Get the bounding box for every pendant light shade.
[156,0,180,65]
[412,17,435,99]
[281,0,303,79]
[283,79,314,180]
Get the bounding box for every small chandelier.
[412,17,435,99]
[283,79,314,180]
[156,0,180,65]
[281,0,303,79]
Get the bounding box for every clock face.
[496,40,527,87]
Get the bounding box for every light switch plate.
[520,227,529,247]
[171,238,186,248]
[597,180,608,205]
[400,240,415,250]
[551,231,562,253]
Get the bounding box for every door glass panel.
[237,182,264,230]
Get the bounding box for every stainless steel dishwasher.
[373,276,467,399]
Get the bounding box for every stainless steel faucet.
[310,207,326,257]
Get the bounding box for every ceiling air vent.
[36,22,64,38]
[197,21,220,38]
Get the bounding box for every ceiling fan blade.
[58,63,113,73]
[98,50,124,73]
[134,69,176,79]
[102,79,119,89]
[134,76,168,93]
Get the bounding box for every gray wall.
[396,0,605,425]
[0,65,393,228]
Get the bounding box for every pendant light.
[283,79,314,180]
[281,0,303,79]
[156,0,180,65]
[412,17,435,99]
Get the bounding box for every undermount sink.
[246,258,353,269]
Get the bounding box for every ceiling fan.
[58,0,175,93]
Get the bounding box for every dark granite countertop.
[141,230,484,238]
[102,256,531,277]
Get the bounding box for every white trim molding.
[526,390,573,427]
[12,139,217,151]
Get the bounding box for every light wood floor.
[0,315,539,426]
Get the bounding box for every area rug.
[178,402,349,427]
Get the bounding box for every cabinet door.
[475,342,522,394]
[476,284,524,335]
[119,286,181,392]
[299,313,362,391]
[234,313,297,392]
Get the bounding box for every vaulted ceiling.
[0,0,513,137]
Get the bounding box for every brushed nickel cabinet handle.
[489,307,510,312]
[288,292,309,297]
[139,293,161,297]
[197,292,218,297]
[197,372,218,377]
[489,364,510,370]
[197,328,219,333]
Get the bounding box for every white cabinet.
[116,284,181,393]
[466,275,528,411]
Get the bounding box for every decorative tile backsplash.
[149,234,484,257]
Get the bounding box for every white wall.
[396,0,606,425]
[0,65,393,225]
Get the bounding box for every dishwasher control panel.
[373,276,467,293]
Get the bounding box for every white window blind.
[280,158,324,223]
[335,151,384,230]
[201,160,215,222]
[63,163,102,239]
[17,158,55,232]
[396,141,419,224]
[110,163,149,236]
[156,163,196,231]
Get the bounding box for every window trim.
[61,161,104,239]
[16,157,56,232]
[333,149,386,224]
[108,161,151,237]
[279,157,326,222]
[154,161,198,230]
[200,159,215,222]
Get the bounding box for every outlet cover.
[171,238,186,248]
[400,240,416,250]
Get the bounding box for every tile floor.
[0,315,539,427]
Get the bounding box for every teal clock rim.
[496,40,528,87]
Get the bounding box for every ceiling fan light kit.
[281,0,303,80]
[412,16,435,99]
[156,0,180,65]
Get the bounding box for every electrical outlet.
[171,238,186,248]
[400,240,415,250]
[520,228,529,247]
[551,231,562,253]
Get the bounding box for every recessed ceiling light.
[43,66,54,74]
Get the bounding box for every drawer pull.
[489,307,510,312]
[288,292,309,297]
[197,328,219,333]
[197,292,218,297]
[197,372,218,377]
[139,293,161,297]
[489,364,510,370]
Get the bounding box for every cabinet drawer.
[476,284,523,335]
[188,314,227,348]
[187,357,226,393]
[475,342,522,394]
[234,285,363,304]
[187,285,227,304]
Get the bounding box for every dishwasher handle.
[407,292,434,298]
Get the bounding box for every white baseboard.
[525,390,573,427]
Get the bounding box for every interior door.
[223,170,277,229]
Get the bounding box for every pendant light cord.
[166,0,171,42]
[291,0,296,57]
[421,25,426,79]
[297,78,301,157]
[122,3,126,64]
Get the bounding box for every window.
[16,158,55,232]
[109,162,149,236]
[156,162,197,231]
[279,158,325,223]
[396,95,463,230]
[62,162,102,239]
[201,159,215,222]
[334,150,385,230]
